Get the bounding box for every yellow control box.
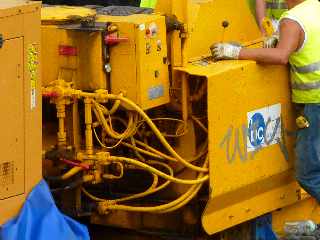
[97,14,170,110]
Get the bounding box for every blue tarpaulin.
[1,180,90,240]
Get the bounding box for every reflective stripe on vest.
[266,2,288,9]
[291,60,320,73]
[292,80,320,90]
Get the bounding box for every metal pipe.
[56,100,67,148]
[181,73,190,124]
[84,98,93,155]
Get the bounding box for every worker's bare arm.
[239,19,303,64]
[256,0,266,33]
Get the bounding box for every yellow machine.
[0,1,42,224]
[39,0,319,238]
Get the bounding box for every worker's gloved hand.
[263,34,279,48]
[210,43,242,60]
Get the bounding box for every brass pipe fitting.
[56,101,67,147]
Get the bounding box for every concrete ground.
[89,225,212,240]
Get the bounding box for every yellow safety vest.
[140,0,157,8]
[280,0,320,103]
[266,0,288,20]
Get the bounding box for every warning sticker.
[247,104,281,152]
[27,44,38,110]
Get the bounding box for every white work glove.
[210,43,242,60]
[263,34,279,48]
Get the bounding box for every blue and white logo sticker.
[247,103,281,152]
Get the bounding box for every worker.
[256,0,288,33]
[211,0,320,203]
[140,0,157,8]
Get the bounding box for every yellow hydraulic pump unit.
[40,0,320,238]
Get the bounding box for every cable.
[97,158,208,213]
[82,161,173,203]
[102,162,124,180]
[134,139,177,162]
[136,117,188,138]
[191,115,208,133]
[49,90,207,172]
[93,127,123,149]
[105,139,176,162]
[93,101,136,140]
[96,95,122,115]
[45,166,84,181]
[104,94,208,173]
[130,136,145,161]
[108,156,208,185]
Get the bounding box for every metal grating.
[0,161,14,187]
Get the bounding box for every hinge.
[0,34,3,48]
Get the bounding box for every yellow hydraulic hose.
[82,187,106,202]
[114,138,206,165]
[134,139,177,162]
[158,157,209,214]
[82,161,173,203]
[93,102,136,140]
[108,161,171,203]
[96,94,122,115]
[102,139,169,161]
[108,100,121,115]
[49,89,207,171]
[96,102,206,164]
[93,127,124,149]
[130,136,145,161]
[108,156,209,185]
[93,113,178,163]
[157,180,203,213]
[94,102,133,139]
[101,182,202,213]
[104,94,208,173]
[61,166,83,180]
[136,117,188,138]
[100,107,137,137]
[97,158,208,213]
[135,138,208,164]
[96,104,133,139]
[102,162,124,180]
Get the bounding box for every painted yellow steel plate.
[41,6,96,24]
[176,60,299,235]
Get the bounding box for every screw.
[222,20,229,28]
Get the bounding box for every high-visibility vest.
[280,0,320,103]
[247,0,256,16]
[266,0,288,20]
[140,0,157,8]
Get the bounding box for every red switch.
[105,33,128,45]
[58,45,77,56]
